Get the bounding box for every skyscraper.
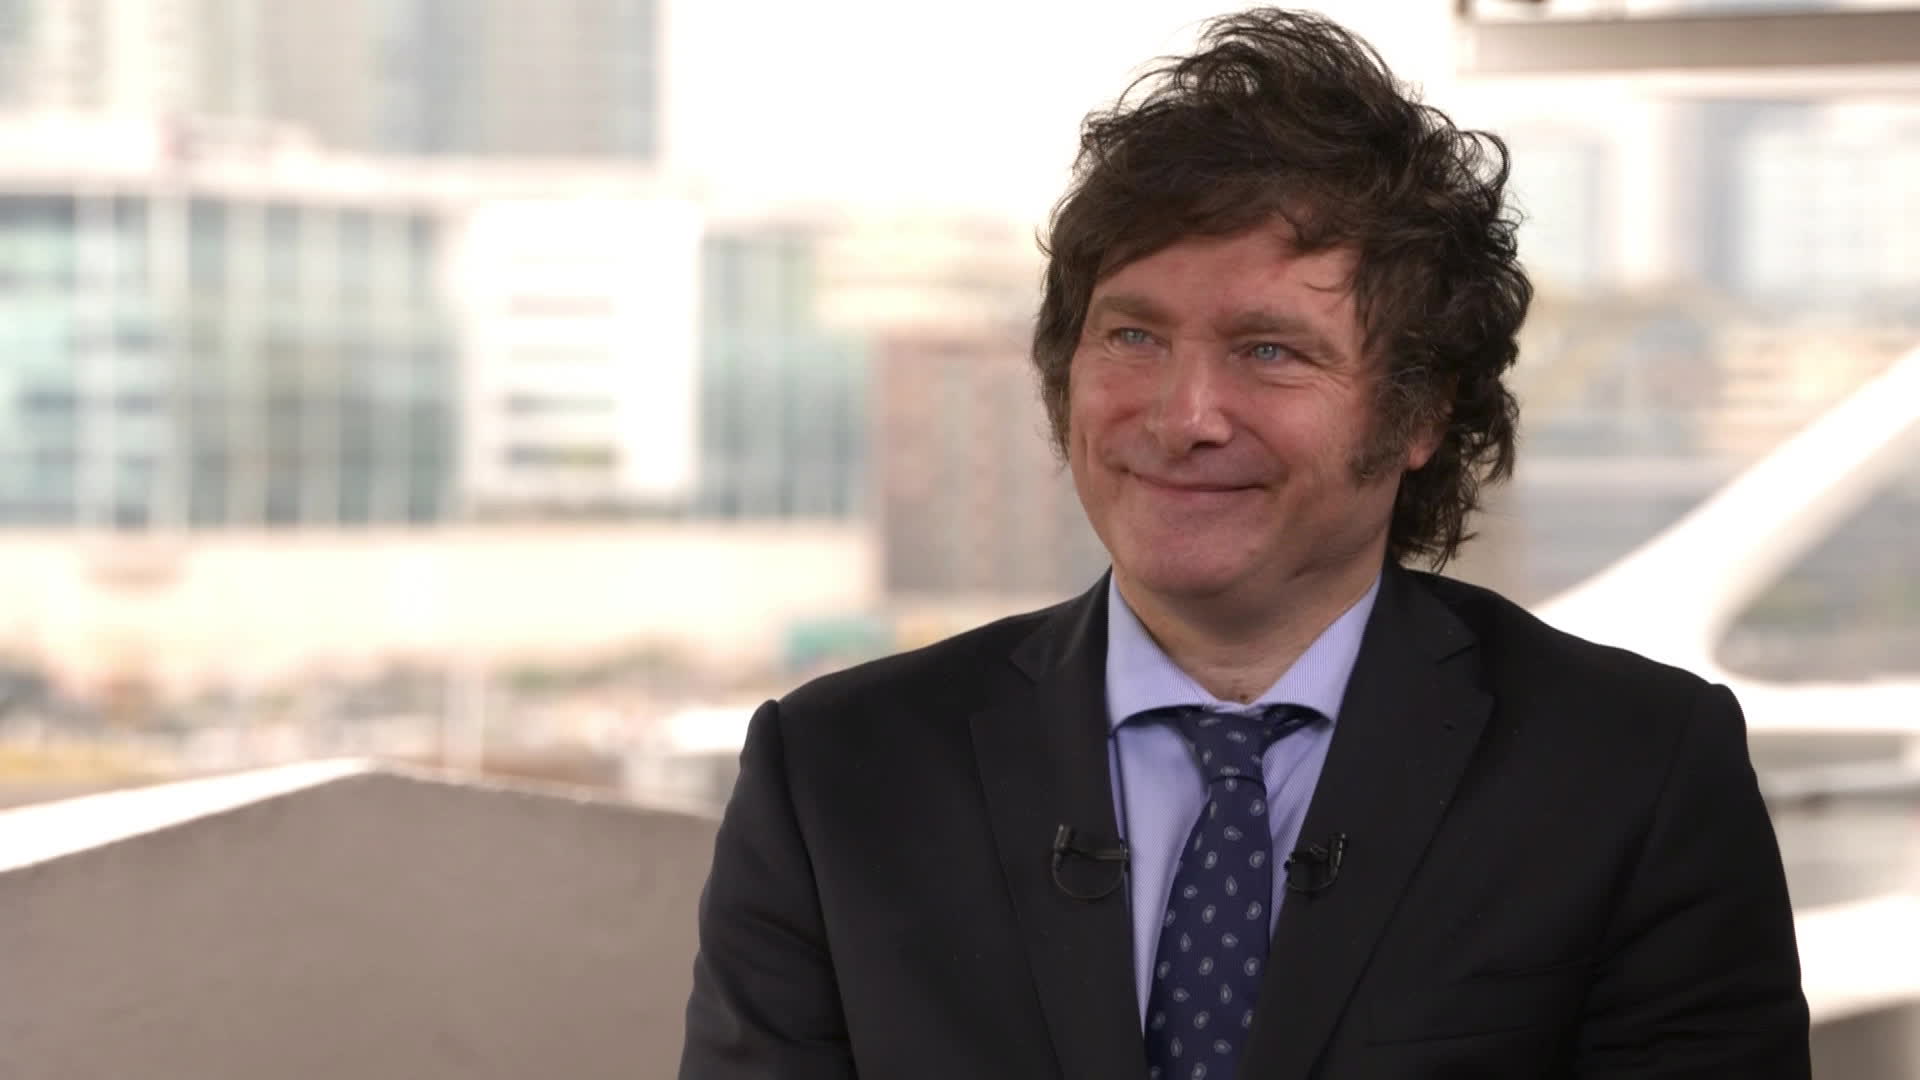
[0,0,242,115]
[352,0,663,159]
[0,0,663,160]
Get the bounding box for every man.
[680,9,1808,1079]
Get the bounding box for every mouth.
[1130,472,1255,495]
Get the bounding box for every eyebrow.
[1084,292,1176,327]
[1086,291,1350,364]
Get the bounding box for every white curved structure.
[1536,343,1920,741]
[1533,344,1920,1029]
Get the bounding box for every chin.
[1116,549,1251,603]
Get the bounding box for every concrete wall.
[0,770,716,1079]
[1812,1005,1920,1080]
[3,763,1910,1077]
[0,523,877,698]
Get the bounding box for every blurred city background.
[0,0,1916,1075]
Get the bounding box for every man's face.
[1066,221,1436,618]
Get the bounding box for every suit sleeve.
[680,699,857,1080]
[1574,683,1810,1078]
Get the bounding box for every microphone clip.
[1050,824,1129,902]
[1284,833,1347,895]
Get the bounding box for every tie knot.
[1149,704,1316,785]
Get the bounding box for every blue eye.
[1247,343,1293,363]
[1112,328,1155,347]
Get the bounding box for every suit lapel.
[1240,567,1492,1078]
[971,579,1147,1080]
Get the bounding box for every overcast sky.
[663,2,1456,223]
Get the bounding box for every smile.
[1131,473,1255,496]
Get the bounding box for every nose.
[1144,345,1234,455]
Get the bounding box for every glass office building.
[0,188,457,528]
[695,224,868,520]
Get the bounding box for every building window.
[267,205,301,299]
[189,200,227,294]
[406,214,436,307]
[502,393,615,416]
[504,444,619,469]
[110,196,149,290]
[340,210,373,302]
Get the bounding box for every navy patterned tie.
[1142,704,1316,1080]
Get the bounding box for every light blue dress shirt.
[1104,573,1379,1022]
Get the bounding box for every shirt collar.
[1103,572,1380,731]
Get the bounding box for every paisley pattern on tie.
[1141,704,1316,1080]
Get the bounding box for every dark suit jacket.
[680,567,1809,1078]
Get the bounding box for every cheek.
[1068,359,1147,433]
[1068,427,1115,501]
[1063,396,1099,476]
[1066,375,1110,448]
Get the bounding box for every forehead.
[1091,223,1359,316]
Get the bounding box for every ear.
[1403,408,1448,472]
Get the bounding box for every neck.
[1116,561,1382,704]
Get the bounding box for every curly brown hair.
[1033,8,1530,569]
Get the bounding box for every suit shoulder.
[1415,572,1717,703]
[775,599,1065,720]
